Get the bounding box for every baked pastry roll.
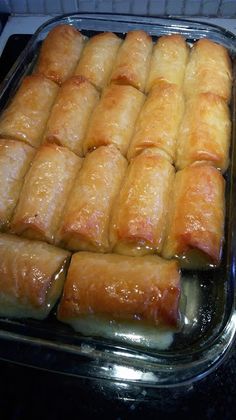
[0,233,70,320]
[110,30,153,92]
[176,92,231,172]
[0,139,35,230]
[75,32,122,91]
[0,75,59,148]
[57,252,181,328]
[110,149,175,256]
[127,81,185,162]
[83,84,145,156]
[44,76,99,156]
[146,34,189,93]
[11,144,82,244]
[184,39,232,103]
[162,164,225,268]
[58,145,127,252]
[36,24,85,85]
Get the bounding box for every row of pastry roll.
[33,25,153,92]
[0,233,180,335]
[0,74,231,171]
[0,31,232,172]
[0,39,231,172]
[35,24,231,98]
[37,24,232,97]
[0,140,225,269]
[45,73,230,168]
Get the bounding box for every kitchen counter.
[0,349,236,419]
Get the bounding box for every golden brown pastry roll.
[75,32,122,91]
[184,39,232,103]
[146,34,189,93]
[110,149,175,256]
[11,144,82,244]
[162,164,225,268]
[0,139,35,230]
[0,233,70,320]
[57,145,127,252]
[176,92,231,172]
[127,81,185,162]
[44,76,99,156]
[83,84,145,156]
[0,75,59,148]
[36,24,84,85]
[57,252,181,328]
[110,30,153,92]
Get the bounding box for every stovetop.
[0,23,236,420]
[0,34,30,84]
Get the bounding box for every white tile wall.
[149,0,166,15]
[184,0,202,16]
[220,0,236,16]
[27,0,45,14]
[0,0,10,13]
[112,0,131,14]
[202,0,221,16]
[61,0,77,14]
[96,0,113,13]
[78,0,97,13]
[130,0,149,15]
[166,0,185,15]
[1,0,236,17]
[9,0,28,14]
[44,0,62,14]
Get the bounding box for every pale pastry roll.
[127,81,185,162]
[57,145,127,252]
[44,76,99,156]
[0,233,70,320]
[146,34,189,93]
[184,39,232,103]
[83,85,145,156]
[36,24,85,85]
[110,30,153,92]
[176,92,231,172]
[75,32,122,91]
[0,75,59,148]
[110,149,175,256]
[57,252,181,328]
[11,144,82,244]
[162,164,225,269]
[0,139,35,230]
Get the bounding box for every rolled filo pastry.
[83,84,145,156]
[57,252,181,328]
[75,32,122,91]
[44,76,99,156]
[127,80,184,162]
[176,92,231,173]
[184,38,232,103]
[0,139,35,230]
[145,34,189,93]
[0,75,59,148]
[36,24,85,85]
[110,149,175,256]
[110,30,153,92]
[0,233,70,320]
[57,145,127,252]
[11,144,82,244]
[162,163,225,269]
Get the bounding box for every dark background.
[0,348,236,420]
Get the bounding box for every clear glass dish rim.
[0,12,235,387]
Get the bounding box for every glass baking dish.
[0,13,235,387]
